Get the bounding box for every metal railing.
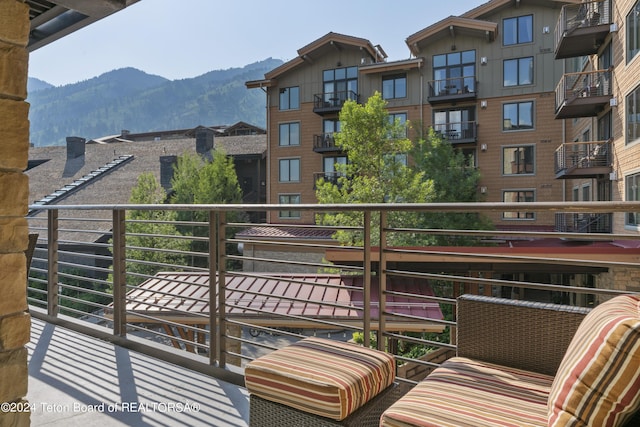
[313,90,358,112]
[555,0,611,47]
[555,69,613,111]
[26,202,640,386]
[555,212,612,233]
[427,76,476,99]
[554,140,612,173]
[432,121,478,142]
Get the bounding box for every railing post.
[217,211,227,368]
[209,210,218,366]
[112,208,127,337]
[363,211,371,348]
[47,209,58,316]
[377,210,387,352]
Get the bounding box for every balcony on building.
[313,90,359,115]
[313,171,343,188]
[554,139,612,179]
[313,133,342,153]
[427,77,476,105]
[554,69,613,119]
[432,121,477,144]
[555,212,613,234]
[554,0,613,59]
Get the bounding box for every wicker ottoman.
[245,337,405,426]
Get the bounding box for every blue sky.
[28,0,484,87]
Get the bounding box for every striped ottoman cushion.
[548,294,640,427]
[380,357,553,427]
[244,337,395,421]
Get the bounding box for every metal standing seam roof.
[122,272,444,329]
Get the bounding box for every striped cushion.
[548,294,640,427]
[244,337,395,421]
[380,357,553,427]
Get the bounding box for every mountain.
[27,77,54,93]
[27,58,283,146]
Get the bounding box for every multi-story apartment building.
[553,0,640,236]
[246,0,640,237]
[247,0,576,231]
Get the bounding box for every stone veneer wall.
[0,1,31,426]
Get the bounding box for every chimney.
[160,155,177,192]
[195,128,214,158]
[66,136,85,160]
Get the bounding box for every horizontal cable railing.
[26,202,640,386]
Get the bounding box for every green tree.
[316,93,491,246]
[315,92,435,246]
[170,149,244,268]
[123,172,190,285]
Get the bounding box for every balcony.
[24,202,640,425]
[313,90,358,115]
[313,133,342,153]
[554,140,612,179]
[432,121,478,144]
[554,0,613,59]
[555,212,613,234]
[555,69,613,119]
[427,77,476,105]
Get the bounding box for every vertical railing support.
[47,209,59,317]
[363,210,371,348]
[209,210,218,366]
[377,210,388,352]
[112,209,127,337]
[217,211,227,368]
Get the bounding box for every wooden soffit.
[406,16,498,56]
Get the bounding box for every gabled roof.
[406,0,575,56]
[406,16,498,56]
[246,32,385,88]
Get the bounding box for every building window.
[503,101,533,131]
[433,107,476,140]
[504,15,533,45]
[279,122,300,146]
[503,190,535,219]
[279,194,301,219]
[432,50,476,96]
[627,84,640,145]
[503,145,535,175]
[323,156,347,184]
[279,158,300,182]
[627,1,640,63]
[626,173,640,226]
[279,86,299,110]
[503,57,533,86]
[382,74,407,99]
[323,66,358,104]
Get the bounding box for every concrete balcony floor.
[27,318,249,426]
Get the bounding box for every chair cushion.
[548,294,640,427]
[380,357,553,427]
[244,337,395,421]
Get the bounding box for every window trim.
[626,83,640,146]
[501,144,535,176]
[382,73,407,100]
[502,100,534,131]
[279,86,300,111]
[278,193,301,219]
[278,158,301,183]
[503,57,533,87]
[503,14,534,46]
[502,189,536,220]
[627,1,640,64]
[278,122,300,147]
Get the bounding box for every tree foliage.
[123,173,190,286]
[170,149,245,268]
[315,92,490,247]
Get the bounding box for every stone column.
[0,1,32,426]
